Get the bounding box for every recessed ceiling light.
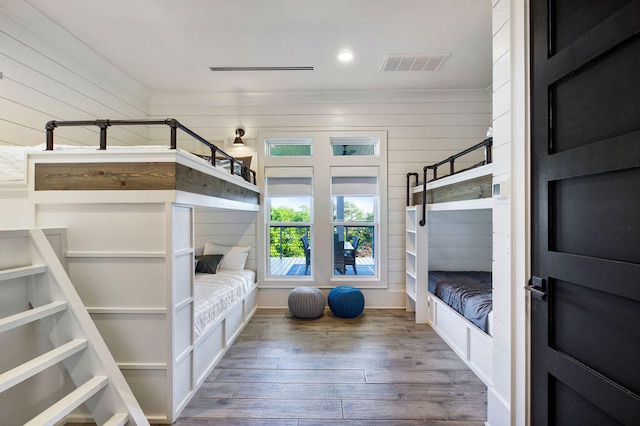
[337,50,354,62]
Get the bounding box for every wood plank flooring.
[174,309,487,425]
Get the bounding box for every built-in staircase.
[0,229,148,425]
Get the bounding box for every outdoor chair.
[334,235,345,274]
[344,235,360,274]
[301,235,311,274]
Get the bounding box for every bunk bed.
[0,119,260,423]
[406,138,493,386]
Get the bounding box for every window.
[259,131,387,287]
[265,168,313,277]
[266,137,312,157]
[331,137,378,156]
[331,167,379,277]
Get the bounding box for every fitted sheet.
[428,271,492,333]
[194,270,255,339]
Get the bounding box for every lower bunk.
[426,270,493,386]
[100,265,258,424]
[189,270,258,401]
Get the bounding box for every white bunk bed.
[0,122,261,423]
[406,139,493,386]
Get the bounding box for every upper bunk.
[0,119,260,212]
[407,137,493,213]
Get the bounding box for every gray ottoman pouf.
[288,287,325,319]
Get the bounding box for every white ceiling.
[26,0,493,94]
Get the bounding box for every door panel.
[551,278,640,395]
[550,0,631,53]
[530,0,640,424]
[551,378,622,426]
[551,168,640,263]
[551,36,640,153]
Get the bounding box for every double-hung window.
[331,167,379,277]
[264,167,313,277]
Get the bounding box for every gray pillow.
[195,254,224,274]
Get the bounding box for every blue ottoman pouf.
[328,286,365,318]
[288,287,326,319]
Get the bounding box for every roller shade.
[265,167,313,196]
[331,166,379,196]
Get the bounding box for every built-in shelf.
[405,206,427,322]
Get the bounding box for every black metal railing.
[425,137,492,182]
[269,225,375,259]
[408,137,492,226]
[44,118,256,184]
[406,172,419,207]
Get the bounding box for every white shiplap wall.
[428,209,493,272]
[0,1,150,148]
[194,209,259,272]
[488,2,529,424]
[151,89,492,306]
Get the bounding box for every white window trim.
[257,130,388,289]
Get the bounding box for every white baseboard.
[487,386,511,426]
[258,287,406,309]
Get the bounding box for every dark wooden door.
[530,1,640,424]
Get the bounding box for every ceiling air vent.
[381,54,450,72]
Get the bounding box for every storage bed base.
[179,285,258,417]
[427,292,492,386]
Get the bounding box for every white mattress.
[0,145,42,181]
[0,144,174,181]
[193,270,256,339]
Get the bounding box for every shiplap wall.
[428,209,492,272]
[0,1,150,148]
[489,0,514,424]
[151,89,492,305]
[194,209,259,272]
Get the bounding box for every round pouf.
[328,286,365,318]
[288,287,326,319]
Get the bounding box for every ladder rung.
[24,376,109,426]
[104,412,130,426]
[0,339,88,393]
[0,301,67,334]
[0,264,47,282]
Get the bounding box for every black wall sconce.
[233,128,245,146]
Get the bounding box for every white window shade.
[331,166,379,196]
[330,166,379,178]
[265,167,313,197]
[331,176,378,196]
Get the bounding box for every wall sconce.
[233,128,245,146]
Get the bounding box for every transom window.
[267,137,312,157]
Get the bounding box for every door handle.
[525,276,547,299]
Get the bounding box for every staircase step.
[0,264,47,282]
[24,375,109,426]
[104,412,130,426]
[0,339,88,393]
[0,301,67,334]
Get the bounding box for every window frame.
[257,131,388,289]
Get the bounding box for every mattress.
[0,144,174,181]
[194,270,256,338]
[0,145,42,181]
[428,271,492,333]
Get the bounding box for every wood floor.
[174,309,487,425]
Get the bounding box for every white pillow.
[203,242,230,255]
[204,243,251,271]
